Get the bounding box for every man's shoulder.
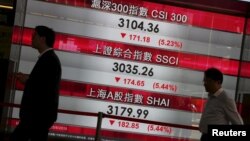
[217,90,235,104]
[42,50,59,60]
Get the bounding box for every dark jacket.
[20,50,61,127]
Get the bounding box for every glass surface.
[2,0,250,141]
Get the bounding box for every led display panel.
[8,0,250,141]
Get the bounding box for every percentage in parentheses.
[174,41,181,48]
[158,39,163,47]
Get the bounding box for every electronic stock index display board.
[9,0,249,140]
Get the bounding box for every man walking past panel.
[199,67,243,141]
[11,25,62,141]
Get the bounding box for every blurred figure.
[199,67,243,141]
[10,25,62,141]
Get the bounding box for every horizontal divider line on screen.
[21,12,243,61]
[18,51,238,93]
[7,118,194,140]
[13,90,197,126]
[2,104,199,131]
[14,78,205,113]
[40,0,245,33]
[27,0,244,45]
[12,26,250,78]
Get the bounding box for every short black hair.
[35,25,55,48]
[204,67,223,84]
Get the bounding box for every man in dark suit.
[11,26,62,141]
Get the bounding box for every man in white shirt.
[199,67,243,141]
